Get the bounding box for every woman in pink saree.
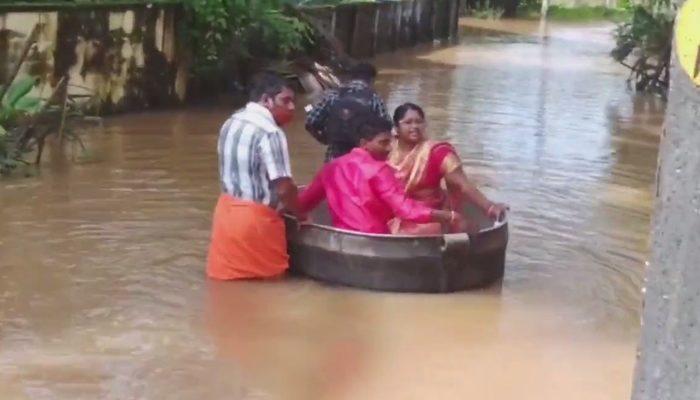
[388,103,508,235]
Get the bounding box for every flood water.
[0,19,665,399]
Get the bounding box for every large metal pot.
[284,202,508,293]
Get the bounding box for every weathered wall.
[1,0,459,113]
[333,3,357,56]
[398,0,418,47]
[415,0,434,42]
[0,11,57,101]
[0,3,187,113]
[433,0,450,39]
[299,5,335,35]
[375,1,399,53]
[300,0,460,60]
[350,2,378,58]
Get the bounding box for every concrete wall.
[300,0,460,59]
[0,2,188,113]
[631,0,700,397]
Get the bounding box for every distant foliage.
[183,0,314,83]
[611,5,674,95]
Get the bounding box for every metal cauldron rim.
[284,211,508,239]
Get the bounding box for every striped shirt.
[217,102,293,208]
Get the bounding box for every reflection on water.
[0,19,663,399]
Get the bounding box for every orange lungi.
[206,194,289,280]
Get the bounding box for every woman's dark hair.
[248,71,291,102]
[392,102,425,126]
[355,113,393,144]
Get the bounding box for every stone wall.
[0,2,187,113]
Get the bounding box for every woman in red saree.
[387,102,508,235]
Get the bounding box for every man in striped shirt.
[207,72,302,280]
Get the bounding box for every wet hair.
[348,62,378,82]
[248,71,292,102]
[355,113,393,144]
[392,102,425,126]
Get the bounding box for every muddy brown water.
[0,19,664,399]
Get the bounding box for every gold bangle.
[450,211,455,223]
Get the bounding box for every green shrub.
[0,77,44,175]
[611,5,673,94]
[183,0,313,87]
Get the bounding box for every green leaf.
[13,96,44,114]
[3,77,38,108]
[0,124,6,136]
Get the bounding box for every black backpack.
[324,86,375,148]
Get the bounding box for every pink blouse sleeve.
[371,165,434,223]
[298,169,326,214]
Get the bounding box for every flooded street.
[0,19,664,399]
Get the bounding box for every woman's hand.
[432,210,479,234]
[486,203,509,222]
[450,214,479,234]
[431,210,455,225]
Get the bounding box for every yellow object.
[676,0,700,86]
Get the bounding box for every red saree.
[387,140,463,234]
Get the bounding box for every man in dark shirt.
[305,62,390,162]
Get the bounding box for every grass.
[473,7,505,19]
[516,4,631,22]
[547,5,630,21]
